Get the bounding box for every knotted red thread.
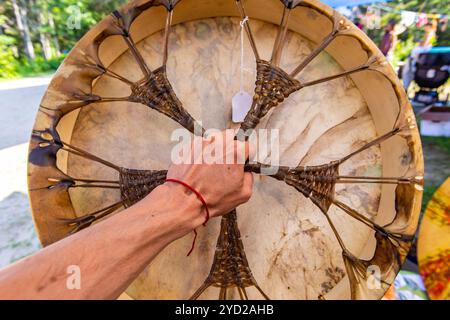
[165,178,210,256]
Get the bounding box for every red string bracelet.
[165,178,210,256]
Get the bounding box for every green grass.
[420,135,450,212]
[421,136,450,155]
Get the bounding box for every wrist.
[144,182,205,237]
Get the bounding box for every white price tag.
[232,91,252,123]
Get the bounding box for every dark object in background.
[413,48,450,105]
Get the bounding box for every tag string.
[240,16,249,93]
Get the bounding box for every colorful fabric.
[401,11,417,27]
[418,178,450,300]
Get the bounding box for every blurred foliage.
[48,0,127,53]
[369,0,449,68]
[0,0,449,79]
[0,0,126,79]
[367,0,450,45]
[0,34,19,78]
[14,55,67,77]
[392,35,417,68]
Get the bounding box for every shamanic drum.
[28,0,424,300]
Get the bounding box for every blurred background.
[0,0,449,300]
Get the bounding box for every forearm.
[0,183,203,300]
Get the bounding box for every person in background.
[436,16,448,44]
[379,20,398,62]
[402,20,438,91]
[354,18,364,30]
[420,20,438,47]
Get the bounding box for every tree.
[31,0,53,60]
[48,12,61,56]
[11,0,35,60]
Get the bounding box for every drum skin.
[28,0,424,300]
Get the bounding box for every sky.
[322,0,388,7]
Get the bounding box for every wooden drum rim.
[28,0,424,300]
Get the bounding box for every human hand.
[166,131,253,221]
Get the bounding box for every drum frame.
[28,0,424,300]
